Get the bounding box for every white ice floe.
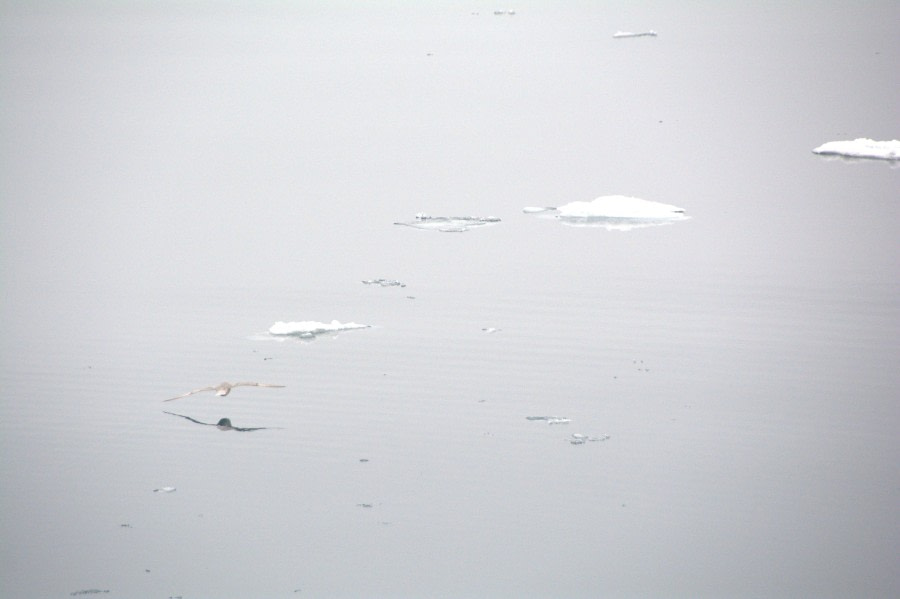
[153,486,176,493]
[613,30,657,38]
[394,213,501,232]
[524,195,689,231]
[525,416,571,425]
[268,320,370,340]
[812,138,900,161]
[362,278,406,288]
[569,433,611,445]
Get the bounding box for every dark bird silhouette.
[163,411,281,432]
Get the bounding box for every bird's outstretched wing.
[163,411,215,426]
[163,386,217,402]
[231,382,286,389]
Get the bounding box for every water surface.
[1,2,898,598]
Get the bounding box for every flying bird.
[164,382,285,402]
[163,411,281,432]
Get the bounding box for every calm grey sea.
[1,2,898,598]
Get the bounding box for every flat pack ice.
[394,213,501,232]
[812,138,900,161]
[362,278,406,287]
[524,195,688,230]
[269,320,370,339]
[613,30,657,38]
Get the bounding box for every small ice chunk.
[362,278,406,287]
[547,418,571,425]
[569,433,611,445]
[269,320,370,338]
[394,213,501,232]
[613,30,657,38]
[153,486,176,493]
[526,415,563,421]
[812,138,900,161]
[481,327,501,333]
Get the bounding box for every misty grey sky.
[2,1,898,299]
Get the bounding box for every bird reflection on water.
[163,411,282,432]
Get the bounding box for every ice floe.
[268,320,370,340]
[812,138,900,161]
[526,415,571,425]
[569,433,611,445]
[613,30,657,38]
[394,213,501,232]
[524,195,689,230]
[362,278,406,288]
[153,486,176,493]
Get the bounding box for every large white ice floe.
[268,320,370,340]
[394,213,501,232]
[613,30,657,38]
[524,195,689,231]
[812,138,900,161]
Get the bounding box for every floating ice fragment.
[481,327,501,333]
[812,138,900,161]
[569,433,611,445]
[524,195,688,230]
[526,415,571,424]
[613,30,657,38]
[268,320,370,339]
[394,213,501,232]
[153,486,176,493]
[70,591,110,596]
[362,278,406,287]
[556,196,684,218]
